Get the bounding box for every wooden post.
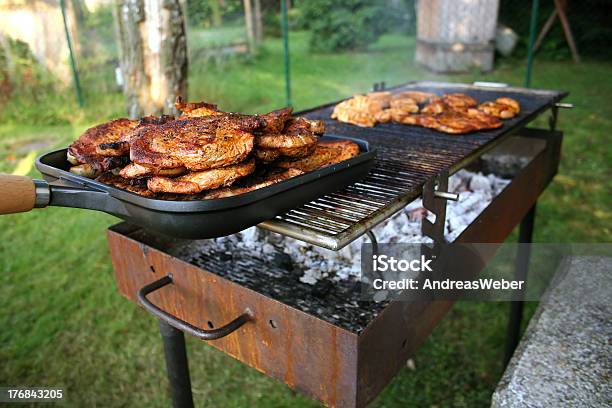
[114,0,188,118]
[243,0,255,51]
[253,0,263,44]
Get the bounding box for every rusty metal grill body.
[259,81,566,249]
[109,82,567,408]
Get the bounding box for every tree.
[298,0,389,53]
[114,0,188,118]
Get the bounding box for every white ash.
[181,170,510,285]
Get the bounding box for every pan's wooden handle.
[0,174,37,214]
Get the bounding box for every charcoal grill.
[108,81,567,407]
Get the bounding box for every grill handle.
[137,275,252,340]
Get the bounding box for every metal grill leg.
[504,204,536,366]
[159,321,194,408]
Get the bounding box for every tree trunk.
[210,0,222,27]
[243,0,255,51]
[114,0,188,118]
[253,0,262,44]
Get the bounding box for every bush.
[297,0,389,53]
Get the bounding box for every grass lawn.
[1,31,610,407]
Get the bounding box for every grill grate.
[258,82,566,250]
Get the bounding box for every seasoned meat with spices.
[147,158,256,194]
[95,172,156,197]
[478,97,520,119]
[68,118,138,171]
[97,115,175,157]
[204,168,304,199]
[130,115,260,171]
[254,117,319,162]
[275,140,359,172]
[442,93,478,109]
[259,107,294,133]
[119,162,187,179]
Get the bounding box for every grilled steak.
[68,118,138,172]
[95,172,155,197]
[259,107,294,133]
[119,162,187,179]
[204,168,304,199]
[175,97,222,119]
[275,140,360,172]
[97,115,176,157]
[254,117,322,162]
[130,115,261,171]
[147,158,256,194]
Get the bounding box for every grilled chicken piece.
[147,158,256,194]
[421,100,447,115]
[331,108,377,127]
[275,140,360,172]
[331,95,383,127]
[119,162,188,179]
[375,109,393,124]
[95,172,156,197]
[388,110,423,125]
[68,118,139,171]
[204,168,304,199]
[478,97,520,119]
[420,110,502,134]
[367,91,392,108]
[130,115,261,171]
[392,91,440,104]
[442,93,478,109]
[389,98,419,113]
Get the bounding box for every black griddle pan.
[8,135,374,239]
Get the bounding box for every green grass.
[1,31,611,407]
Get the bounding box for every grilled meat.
[275,140,360,172]
[392,91,440,104]
[95,172,156,197]
[421,100,447,115]
[420,110,502,134]
[69,163,98,178]
[478,97,520,119]
[331,108,376,127]
[367,91,392,108]
[68,118,138,171]
[130,115,260,171]
[204,168,304,199]
[97,115,176,157]
[147,158,256,194]
[175,96,222,118]
[254,117,321,162]
[442,93,478,109]
[259,107,294,133]
[119,162,187,179]
[331,94,384,127]
[254,144,316,163]
[389,98,419,113]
